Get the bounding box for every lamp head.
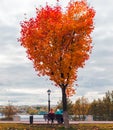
[47,89,51,95]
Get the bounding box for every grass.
[0,123,113,130]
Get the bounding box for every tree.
[3,104,17,120]
[89,91,113,121]
[27,107,38,115]
[73,98,81,120]
[73,96,89,120]
[19,0,95,128]
[80,97,89,120]
[103,91,113,120]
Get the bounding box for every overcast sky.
[0,0,113,106]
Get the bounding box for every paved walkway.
[0,121,113,124]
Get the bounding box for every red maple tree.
[19,0,95,127]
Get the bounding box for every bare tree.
[2,103,17,120]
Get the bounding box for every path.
[0,120,113,124]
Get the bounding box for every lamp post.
[47,89,51,113]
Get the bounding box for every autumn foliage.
[19,0,95,97]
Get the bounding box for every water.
[19,114,45,122]
[0,114,45,122]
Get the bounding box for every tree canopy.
[19,0,95,97]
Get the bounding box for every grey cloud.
[0,26,18,42]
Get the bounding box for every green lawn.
[0,123,113,130]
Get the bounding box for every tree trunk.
[61,87,70,128]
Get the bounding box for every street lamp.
[47,89,51,113]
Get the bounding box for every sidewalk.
[0,120,113,124]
